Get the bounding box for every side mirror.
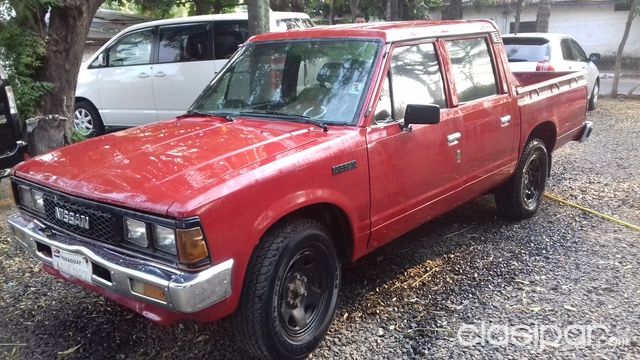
[402,104,440,131]
[589,53,601,64]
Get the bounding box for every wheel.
[495,138,549,220]
[74,101,104,137]
[588,79,599,111]
[233,219,341,360]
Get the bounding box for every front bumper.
[8,212,233,314]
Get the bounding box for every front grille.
[43,196,118,243]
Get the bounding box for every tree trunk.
[513,0,524,33]
[194,0,214,15]
[36,0,104,152]
[442,0,463,20]
[350,0,361,21]
[611,0,637,97]
[329,0,335,25]
[269,0,288,11]
[389,0,399,20]
[291,0,305,13]
[248,0,270,36]
[535,0,550,32]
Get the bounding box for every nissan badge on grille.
[55,207,90,230]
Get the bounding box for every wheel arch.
[526,120,557,175]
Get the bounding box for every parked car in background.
[502,33,600,110]
[74,11,313,137]
[0,66,27,179]
[10,20,592,359]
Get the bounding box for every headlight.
[18,185,33,209]
[18,186,45,213]
[31,190,45,213]
[124,218,148,247]
[153,224,176,254]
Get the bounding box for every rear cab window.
[503,37,551,63]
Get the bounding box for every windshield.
[190,39,381,125]
[503,38,550,62]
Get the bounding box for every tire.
[233,218,341,360]
[74,100,104,137]
[495,138,549,221]
[588,79,599,111]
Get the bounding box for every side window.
[561,39,576,61]
[158,24,212,63]
[373,75,392,124]
[570,39,588,61]
[107,29,154,67]
[390,43,446,121]
[214,21,249,60]
[446,38,498,103]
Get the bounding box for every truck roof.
[249,20,499,43]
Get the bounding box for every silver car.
[503,33,600,110]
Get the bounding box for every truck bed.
[513,70,588,154]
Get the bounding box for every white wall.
[462,3,640,57]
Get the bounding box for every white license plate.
[52,248,93,284]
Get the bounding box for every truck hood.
[14,117,319,215]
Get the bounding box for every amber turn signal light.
[177,227,209,265]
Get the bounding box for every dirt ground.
[1,99,639,359]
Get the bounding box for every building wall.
[462,3,640,57]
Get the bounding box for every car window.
[158,23,212,63]
[570,39,588,61]
[503,37,551,62]
[372,75,392,124]
[108,29,154,67]
[213,20,249,60]
[446,38,498,103]
[390,43,446,121]
[561,38,577,61]
[276,18,313,30]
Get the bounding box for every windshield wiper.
[239,110,328,132]
[181,110,235,122]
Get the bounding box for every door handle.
[137,72,150,78]
[154,71,167,78]
[447,132,461,146]
[500,115,512,127]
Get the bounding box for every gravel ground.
[1,98,639,359]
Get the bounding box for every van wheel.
[495,138,549,220]
[74,101,104,137]
[233,219,340,360]
[588,79,599,111]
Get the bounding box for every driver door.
[367,42,464,248]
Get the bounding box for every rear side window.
[561,39,576,61]
[446,38,498,103]
[107,29,154,67]
[158,23,212,63]
[390,43,446,120]
[503,37,550,62]
[570,39,588,61]
[214,21,249,60]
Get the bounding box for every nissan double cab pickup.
[8,21,592,359]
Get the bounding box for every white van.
[75,11,313,136]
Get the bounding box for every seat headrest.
[317,62,344,85]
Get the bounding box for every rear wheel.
[74,101,104,137]
[233,219,341,360]
[495,138,549,220]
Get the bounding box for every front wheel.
[233,219,341,360]
[495,138,549,220]
[588,80,599,111]
[74,101,104,137]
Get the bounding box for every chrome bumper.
[579,121,593,142]
[7,212,233,313]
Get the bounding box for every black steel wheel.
[233,218,341,360]
[495,138,549,220]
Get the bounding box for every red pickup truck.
[8,20,591,359]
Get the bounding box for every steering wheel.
[303,105,327,119]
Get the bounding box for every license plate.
[52,248,93,284]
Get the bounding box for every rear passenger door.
[152,23,215,121]
[444,37,516,190]
[367,41,464,248]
